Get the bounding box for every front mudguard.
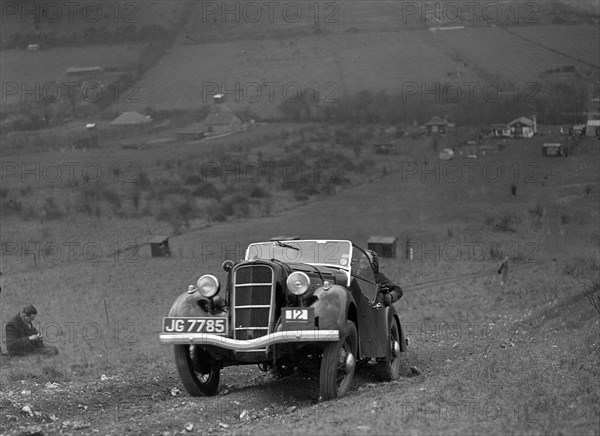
[167,291,227,318]
[386,305,407,353]
[311,285,354,331]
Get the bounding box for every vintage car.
[159,239,407,400]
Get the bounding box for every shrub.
[183,174,204,185]
[225,194,251,218]
[0,197,22,217]
[249,186,270,198]
[529,204,545,219]
[192,181,220,200]
[134,169,151,190]
[41,197,64,220]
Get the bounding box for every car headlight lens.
[286,272,310,296]
[197,274,220,298]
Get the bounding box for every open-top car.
[159,239,408,400]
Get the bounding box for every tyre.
[174,345,220,396]
[376,316,403,381]
[319,321,357,400]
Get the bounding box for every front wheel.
[320,321,357,400]
[376,317,403,381]
[174,345,220,396]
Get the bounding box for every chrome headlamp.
[286,272,310,296]
[196,274,220,298]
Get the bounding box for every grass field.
[509,24,600,67]
[0,45,143,106]
[118,21,598,115]
[120,29,479,116]
[429,25,598,83]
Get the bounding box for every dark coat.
[375,272,403,302]
[5,312,43,356]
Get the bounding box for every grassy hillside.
[113,1,598,116]
[0,130,598,435]
[121,29,482,116]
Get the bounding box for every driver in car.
[366,250,403,307]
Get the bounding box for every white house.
[507,115,537,138]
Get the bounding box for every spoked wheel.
[320,321,357,401]
[174,345,220,396]
[376,317,402,381]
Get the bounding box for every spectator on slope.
[5,305,59,357]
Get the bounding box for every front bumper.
[159,329,340,350]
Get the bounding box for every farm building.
[367,236,397,258]
[110,111,152,126]
[176,123,205,141]
[586,120,600,137]
[424,116,448,135]
[490,123,511,137]
[542,143,564,156]
[508,115,537,138]
[203,112,241,135]
[199,93,242,135]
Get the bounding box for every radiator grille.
[232,265,275,342]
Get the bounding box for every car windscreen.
[246,240,352,269]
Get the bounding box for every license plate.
[162,317,228,335]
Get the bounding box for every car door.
[350,246,388,358]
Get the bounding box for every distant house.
[439,148,455,160]
[586,119,600,137]
[204,111,241,135]
[110,111,152,126]
[27,44,40,51]
[176,123,206,141]
[572,124,586,136]
[423,116,448,135]
[507,116,537,138]
[490,123,511,138]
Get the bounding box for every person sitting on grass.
[5,305,59,357]
[366,249,404,307]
